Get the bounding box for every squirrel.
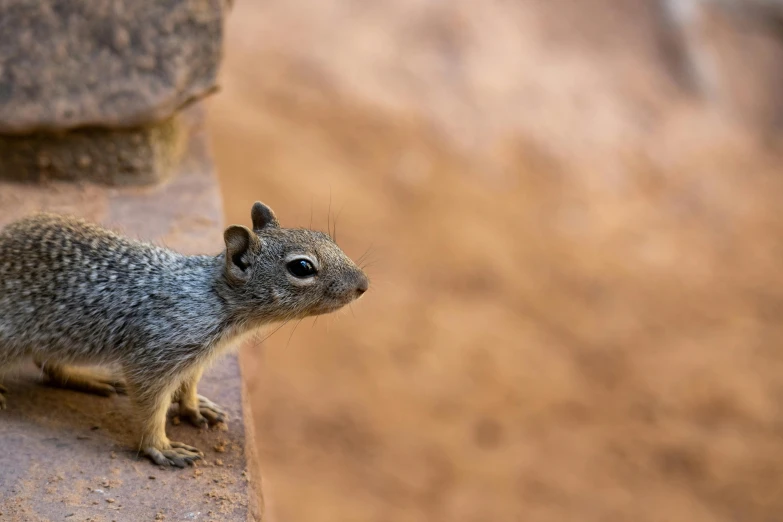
[0,201,369,467]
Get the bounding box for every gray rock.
[0,0,228,133]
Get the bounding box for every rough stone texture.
[0,0,228,134]
[0,110,263,521]
[0,114,187,185]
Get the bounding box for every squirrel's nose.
[355,273,369,296]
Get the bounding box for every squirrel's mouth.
[312,298,353,316]
[316,303,346,315]
[302,289,365,318]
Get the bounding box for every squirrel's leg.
[127,375,203,468]
[34,356,125,396]
[174,366,228,428]
[0,348,25,409]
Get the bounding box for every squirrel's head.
[221,201,369,321]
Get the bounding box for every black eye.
[287,258,317,278]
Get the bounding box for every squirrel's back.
[0,213,180,277]
[0,214,223,367]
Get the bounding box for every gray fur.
[0,201,368,464]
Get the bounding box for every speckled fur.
[0,202,368,467]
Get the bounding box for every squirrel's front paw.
[181,395,228,429]
[144,441,203,468]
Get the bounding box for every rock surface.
[0,0,227,133]
[0,113,186,185]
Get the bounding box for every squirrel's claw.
[179,395,227,429]
[145,442,203,468]
[197,394,228,425]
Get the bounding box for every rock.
[0,0,229,134]
[0,112,187,185]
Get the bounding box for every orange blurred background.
[207,2,783,521]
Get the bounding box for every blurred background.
[207,1,783,521]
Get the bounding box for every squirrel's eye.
[287,258,317,278]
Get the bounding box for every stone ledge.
[0,114,187,186]
[0,109,263,521]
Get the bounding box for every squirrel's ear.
[224,225,260,283]
[251,201,280,232]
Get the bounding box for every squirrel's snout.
[354,273,369,297]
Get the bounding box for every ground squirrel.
[0,201,369,467]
